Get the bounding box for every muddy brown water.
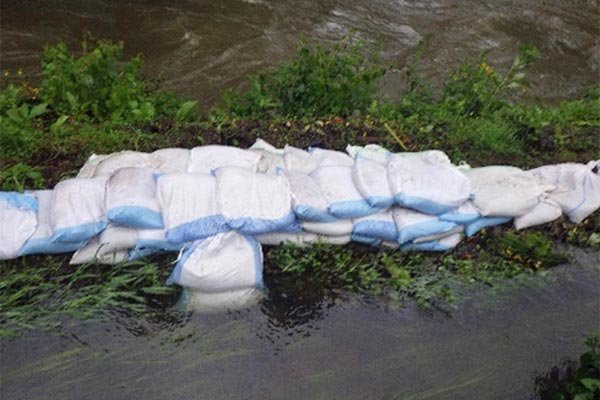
[1,0,599,106]
[1,1,600,398]
[1,248,599,399]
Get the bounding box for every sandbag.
[249,139,285,174]
[346,144,390,164]
[19,190,85,255]
[153,148,190,174]
[352,157,394,208]
[77,154,110,178]
[70,225,137,264]
[0,192,38,260]
[311,165,381,218]
[464,166,551,217]
[388,154,471,214]
[106,167,163,229]
[128,228,184,260]
[529,160,600,223]
[180,288,263,312]
[187,145,260,174]
[514,198,563,230]
[393,208,458,245]
[283,146,353,173]
[166,232,263,292]
[438,201,481,224]
[50,177,107,243]
[93,151,160,177]
[301,219,353,236]
[215,167,295,234]
[352,211,397,242]
[402,233,464,252]
[285,171,336,222]
[465,216,512,237]
[158,173,229,244]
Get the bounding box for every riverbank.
[0,40,599,338]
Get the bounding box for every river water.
[1,1,599,398]
[1,0,599,106]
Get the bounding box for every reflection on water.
[1,0,598,106]
[1,249,599,399]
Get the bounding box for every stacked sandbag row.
[1,141,599,303]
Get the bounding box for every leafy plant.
[218,41,386,119]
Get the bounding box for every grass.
[0,38,599,334]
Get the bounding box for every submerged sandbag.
[180,288,263,312]
[166,232,263,292]
[19,190,86,255]
[0,192,38,260]
[106,167,163,229]
[215,167,295,234]
[49,177,107,243]
[158,173,229,244]
[187,145,261,174]
[388,154,471,214]
[530,161,600,223]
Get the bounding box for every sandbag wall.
[1,140,599,297]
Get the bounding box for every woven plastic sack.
[166,232,263,292]
[106,167,163,229]
[249,139,285,174]
[50,177,107,243]
[158,173,229,244]
[92,151,160,177]
[352,211,397,242]
[187,145,260,174]
[393,208,458,245]
[70,225,137,264]
[0,192,38,260]
[215,167,295,234]
[514,198,562,230]
[153,148,190,174]
[352,157,394,208]
[285,171,336,222]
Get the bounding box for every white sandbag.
[284,171,336,222]
[19,190,86,255]
[153,148,190,174]
[438,201,481,224]
[397,150,452,166]
[514,198,563,230]
[256,232,318,246]
[181,288,263,312]
[413,225,464,244]
[215,167,294,234]
[402,233,464,252]
[128,228,184,260]
[301,219,354,236]
[352,157,394,208]
[187,145,260,174]
[77,154,110,178]
[351,233,382,247]
[0,192,38,260]
[166,232,263,292]
[388,155,472,214]
[157,173,229,244]
[105,167,163,229]
[346,144,390,164]
[529,160,600,223]
[311,165,381,218]
[50,177,107,243]
[93,151,160,177]
[283,146,353,173]
[352,211,397,242]
[249,139,285,174]
[70,225,137,264]
[465,216,512,237]
[464,166,551,217]
[393,208,458,245]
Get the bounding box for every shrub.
[219,41,386,119]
